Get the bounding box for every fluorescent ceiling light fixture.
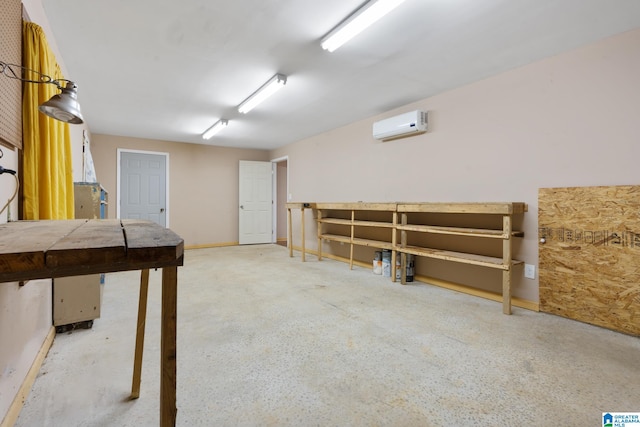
[321,0,406,53]
[202,119,228,140]
[238,73,287,114]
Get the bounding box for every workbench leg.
[130,269,150,399]
[287,208,293,257]
[161,266,178,427]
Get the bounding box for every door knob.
[240,205,244,209]
[160,208,165,213]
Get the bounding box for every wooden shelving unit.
[395,202,527,314]
[316,203,397,272]
[310,202,527,314]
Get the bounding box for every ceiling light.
[202,119,228,140]
[238,73,287,114]
[321,0,406,53]
[0,60,84,124]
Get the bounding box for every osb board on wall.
[538,185,640,336]
[0,0,22,149]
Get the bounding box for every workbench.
[0,219,184,426]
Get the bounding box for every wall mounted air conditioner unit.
[372,110,428,141]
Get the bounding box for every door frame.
[271,155,289,244]
[117,148,171,227]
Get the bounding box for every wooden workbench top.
[0,219,184,283]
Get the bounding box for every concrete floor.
[16,244,640,426]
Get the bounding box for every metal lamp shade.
[39,81,84,124]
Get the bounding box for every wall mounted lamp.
[238,73,287,114]
[321,0,406,52]
[0,60,84,124]
[202,119,229,140]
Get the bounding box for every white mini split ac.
[372,110,428,141]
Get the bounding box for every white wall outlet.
[288,193,292,201]
[524,264,536,279]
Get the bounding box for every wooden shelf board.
[396,224,525,238]
[397,245,512,270]
[320,233,351,244]
[396,224,503,238]
[352,237,394,249]
[316,202,397,211]
[319,218,352,226]
[397,202,527,215]
[353,220,395,228]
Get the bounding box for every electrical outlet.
[288,193,293,201]
[524,264,536,279]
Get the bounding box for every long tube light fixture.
[238,73,287,114]
[321,0,406,53]
[202,119,228,140]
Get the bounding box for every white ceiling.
[42,0,640,150]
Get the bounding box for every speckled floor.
[16,244,640,426]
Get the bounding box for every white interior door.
[119,150,168,227]
[239,160,273,244]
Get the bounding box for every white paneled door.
[119,151,168,227]
[239,160,273,244]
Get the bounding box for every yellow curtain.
[22,21,74,220]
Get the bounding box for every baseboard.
[289,245,539,312]
[413,274,540,312]
[186,241,289,250]
[185,242,238,250]
[1,326,55,427]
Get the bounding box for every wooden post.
[130,269,150,399]
[161,266,178,427]
[502,215,512,315]
[349,210,355,269]
[301,207,306,262]
[317,209,323,261]
[287,207,293,257]
[391,211,397,282]
[400,213,407,284]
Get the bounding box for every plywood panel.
[539,185,640,336]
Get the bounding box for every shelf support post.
[502,214,513,314]
[400,213,408,285]
[349,210,355,269]
[391,211,398,282]
[317,209,323,261]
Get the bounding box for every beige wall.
[271,28,640,303]
[0,279,52,420]
[1,0,90,421]
[90,134,270,246]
